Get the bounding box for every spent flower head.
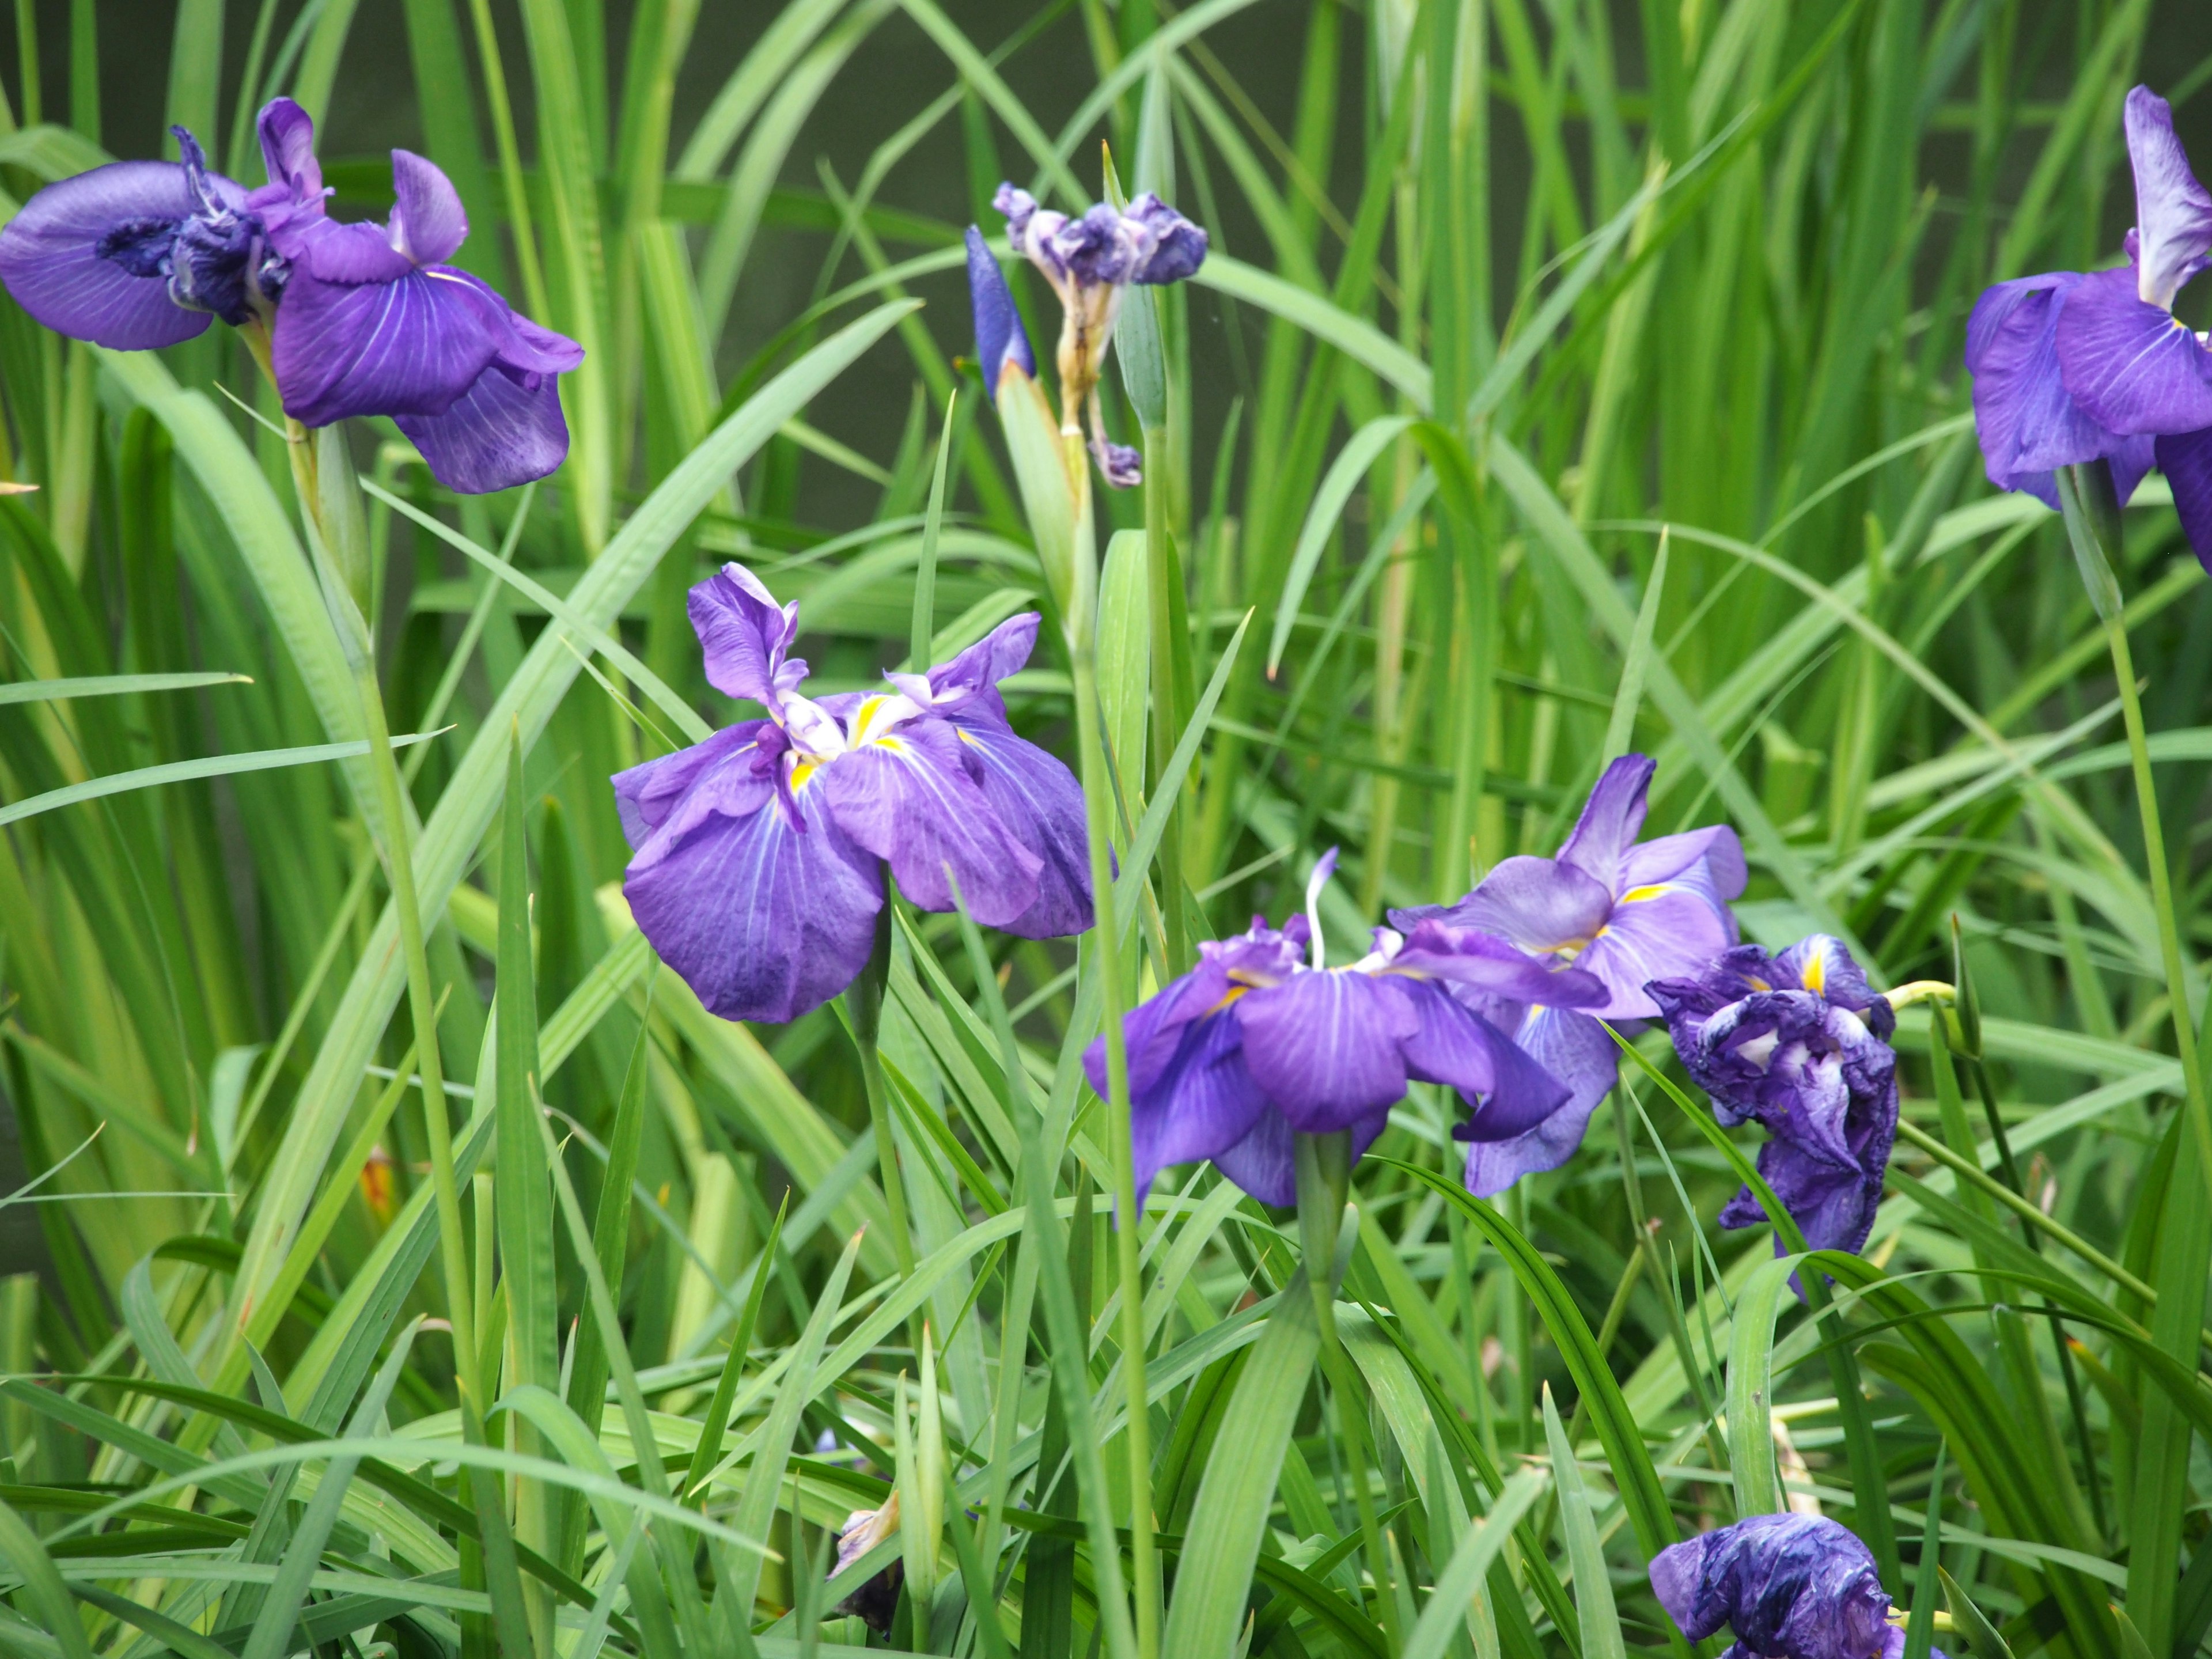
[1650,1514,1937,1659]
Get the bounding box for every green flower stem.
[1066,432,1157,1659]
[1142,423,1192,969]
[2055,465,2212,1209]
[844,904,920,1296]
[1293,1130,1400,1654]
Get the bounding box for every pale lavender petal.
[2156,426,2212,569]
[1461,1007,1620,1196]
[687,563,802,707]
[2055,264,2212,435]
[1233,971,1416,1131]
[1387,920,1607,1007]
[1576,885,1740,1018]
[2124,86,2212,309]
[0,161,215,349]
[621,760,882,1026]
[927,611,1039,703]
[396,357,571,493]
[1649,1514,1897,1659]
[1617,824,1748,904]
[819,716,1043,927]
[966,225,1035,389]
[1558,753,1656,887]
[1393,857,1615,960]
[389,150,467,266]
[272,263,505,423]
[942,714,1093,937]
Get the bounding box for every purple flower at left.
[0,98,581,495]
[612,564,1093,1025]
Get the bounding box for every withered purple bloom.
[1392,754,1745,1197]
[1650,1514,1936,1659]
[1966,85,2212,564]
[1648,936,1898,1258]
[612,564,1090,1025]
[1086,851,1604,1206]
[990,183,1205,487]
[0,98,579,495]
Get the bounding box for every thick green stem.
[1142,424,1191,969]
[1066,433,1157,1659]
[846,903,919,1295]
[1294,1131,1400,1653]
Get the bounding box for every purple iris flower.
[1085,851,1605,1206]
[1650,1514,1937,1659]
[612,563,1090,1025]
[1965,85,2212,564]
[988,183,1205,488]
[0,98,579,495]
[1391,755,1746,1197]
[965,225,1037,395]
[1647,936,1899,1258]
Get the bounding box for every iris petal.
[2055,264,2212,435]
[965,225,1035,391]
[389,150,468,266]
[2124,86,2212,310]
[687,563,804,708]
[0,160,219,349]
[1461,1006,1621,1198]
[1233,971,1415,1130]
[944,714,1093,937]
[1556,753,1656,886]
[273,262,506,423]
[396,356,572,493]
[2156,425,2212,570]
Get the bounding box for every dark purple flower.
[990,182,1205,489]
[1648,936,1898,1257]
[1391,754,1746,1196]
[965,224,1036,393]
[1965,85,2212,565]
[1650,1514,1936,1659]
[1086,852,1604,1206]
[612,564,1090,1025]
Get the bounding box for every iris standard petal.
[389,150,468,266]
[687,563,802,707]
[2055,264,2212,435]
[927,611,1038,703]
[1395,856,1615,960]
[2124,86,2212,309]
[1233,971,1416,1130]
[965,225,1035,391]
[1556,753,1656,885]
[818,716,1043,927]
[257,97,323,203]
[0,160,218,349]
[942,714,1093,937]
[396,357,571,493]
[273,262,507,423]
[622,775,883,1026]
[2156,425,2212,567]
[1462,1006,1621,1198]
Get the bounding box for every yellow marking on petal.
[789,757,820,792]
[1747,975,1772,992]
[1619,882,1676,903]
[1207,984,1251,1014]
[851,694,895,743]
[1799,942,1828,995]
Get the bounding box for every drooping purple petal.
[1211,1103,1392,1209]
[2156,425,2212,569]
[1461,1006,1620,1197]
[1649,1514,1911,1659]
[1395,857,1615,962]
[2124,86,2212,309]
[965,225,1035,391]
[817,715,1044,928]
[1395,980,1577,1143]
[396,356,572,493]
[389,150,468,266]
[611,719,770,849]
[1233,971,1416,1131]
[620,755,883,1026]
[0,160,219,349]
[1387,921,1607,1007]
[941,713,1094,937]
[1968,275,2113,502]
[2055,264,2212,435]
[687,563,804,709]
[1096,1003,1270,1206]
[272,259,507,423]
[1126,193,1208,284]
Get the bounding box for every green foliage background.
[0,0,2209,1653]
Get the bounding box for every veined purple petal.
[1772,934,1886,1019]
[1968,275,2119,499]
[1577,885,1739,1019]
[390,150,467,266]
[1388,920,1608,1007]
[1211,1103,1392,1209]
[1233,970,1416,1131]
[1104,957,1235,1100]
[2124,86,2212,309]
[965,225,1035,391]
[1618,823,1748,904]
[396,356,571,493]
[1088,1003,1270,1206]
[257,97,322,203]
[617,736,882,1025]
[1558,753,1656,886]
[1396,980,1577,1143]
[941,714,1093,937]
[2055,264,2212,435]
[1126,192,1207,285]
[1461,1006,1620,1197]
[927,611,1038,704]
[1394,857,1615,961]
[272,261,506,423]
[818,715,1044,927]
[1650,1514,1908,1659]
[0,160,218,349]
[2156,426,2212,569]
[688,563,803,708]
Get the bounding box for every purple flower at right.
[1964,85,2212,565]
[1648,935,1899,1258]
[1650,1514,1941,1659]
